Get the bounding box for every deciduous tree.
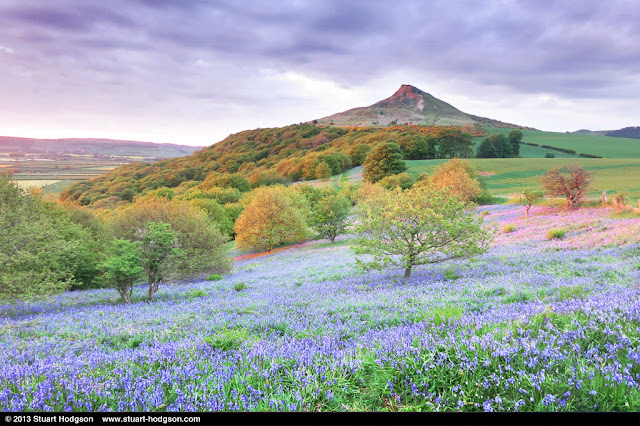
[508,130,523,156]
[540,164,592,209]
[310,191,351,243]
[138,222,180,299]
[418,158,484,203]
[353,184,492,279]
[362,142,407,183]
[234,185,310,252]
[101,238,143,303]
[519,189,544,218]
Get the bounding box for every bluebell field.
[1,204,640,412]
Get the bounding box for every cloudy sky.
[1,0,639,146]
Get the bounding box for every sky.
[0,0,639,147]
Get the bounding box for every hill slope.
[315,84,534,129]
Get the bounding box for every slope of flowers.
[1,205,640,412]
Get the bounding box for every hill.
[571,127,640,140]
[315,84,535,130]
[605,126,640,139]
[59,124,482,208]
[0,136,202,159]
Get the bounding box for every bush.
[546,228,567,240]
[233,282,248,291]
[544,153,555,158]
[502,224,516,233]
[206,274,223,281]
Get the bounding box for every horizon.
[1,1,639,147]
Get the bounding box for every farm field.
[483,127,640,159]
[406,158,640,200]
[1,156,128,193]
[2,204,640,412]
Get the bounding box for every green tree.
[488,134,513,158]
[362,142,407,183]
[353,184,493,279]
[310,192,351,243]
[138,222,180,299]
[101,238,143,303]
[519,189,544,218]
[508,130,523,156]
[109,195,232,283]
[540,164,592,209]
[0,174,96,300]
[437,129,473,159]
[475,138,498,158]
[347,144,373,166]
[234,185,310,252]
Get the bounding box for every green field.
[483,127,640,158]
[406,158,640,200]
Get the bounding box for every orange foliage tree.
[234,185,310,252]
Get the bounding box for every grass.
[546,228,568,240]
[483,127,640,158]
[405,158,640,199]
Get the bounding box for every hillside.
[59,124,479,208]
[315,84,535,130]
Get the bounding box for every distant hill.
[605,127,640,139]
[571,127,640,140]
[0,136,203,159]
[315,84,535,130]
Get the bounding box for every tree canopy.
[362,142,407,183]
[234,185,310,252]
[353,184,493,278]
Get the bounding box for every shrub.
[234,282,248,291]
[544,153,555,158]
[206,274,223,281]
[546,228,567,240]
[502,224,516,233]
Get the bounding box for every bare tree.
[540,164,591,209]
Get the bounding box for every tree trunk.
[404,267,412,279]
[148,282,155,300]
